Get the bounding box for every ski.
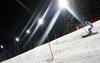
[82,32,99,38]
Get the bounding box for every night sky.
[0,0,100,62]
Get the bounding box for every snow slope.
[2,20,100,63]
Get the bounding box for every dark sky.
[0,0,49,55]
[0,0,100,61]
[0,0,47,44]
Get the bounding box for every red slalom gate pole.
[82,17,88,33]
[47,36,54,60]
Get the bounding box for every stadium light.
[0,45,4,48]
[0,45,11,57]
[38,18,43,25]
[26,30,30,34]
[59,0,68,8]
[16,37,19,42]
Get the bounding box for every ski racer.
[87,21,93,34]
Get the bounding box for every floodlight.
[16,37,19,42]
[0,45,3,48]
[59,0,67,8]
[38,18,43,24]
[26,30,30,34]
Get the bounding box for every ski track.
[1,20,100,63]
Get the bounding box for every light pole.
[14,38,20,56]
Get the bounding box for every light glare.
[0,45,3,48]
[59,0,67,8]
[39,18,43,24]
[38,8,62,46]
[16,38,19,42]
[26,30,30,34]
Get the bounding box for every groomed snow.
[2,20,100,63]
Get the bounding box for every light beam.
[16,0,32,14]
[65,6,82,23]
[18,4,39,39]
[23,24,40,48]
[23,1,53,48]
[59,0,68,8]
[38,8,62,46]
[58,0,82,23]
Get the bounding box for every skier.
[82,21,98,38]
[87,21,93,34]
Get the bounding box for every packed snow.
[2,20,100,63]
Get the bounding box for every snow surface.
[2,20,100,63]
